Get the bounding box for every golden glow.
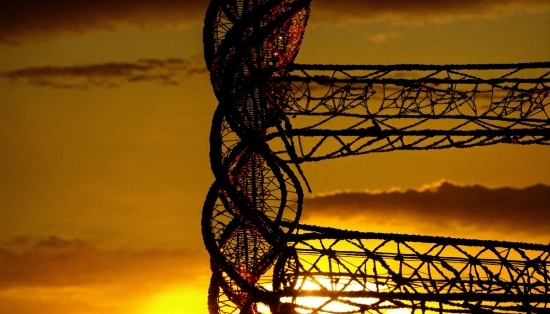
[0,3,548,314]
[256,303,272,314]
[279,277,389,314]
[140,286,207,314]
[386,310,411,314]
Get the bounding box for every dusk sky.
[1,1,549,313]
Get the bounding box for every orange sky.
[1,1,549,313]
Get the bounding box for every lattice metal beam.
[266,63,550,162]
[200,1,550,313]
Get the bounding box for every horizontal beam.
[278,128,550,138]
[271,290,550,303]
[285,222,550,250]
[282,76,550,85]
[290,62,550,71]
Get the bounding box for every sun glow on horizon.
[273,276,411,314]
[140,286,207,314]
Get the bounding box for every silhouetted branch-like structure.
[200,1,550,313]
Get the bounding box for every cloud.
[0,58,207,88]
[0,0,207,44]
[0,236,212,313]
[312,0,550,25]
[302,181,550,241]
[0,236,209,289]
[2,1,549,44]
[367,31,402,43]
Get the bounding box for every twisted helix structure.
[201,1,550,313]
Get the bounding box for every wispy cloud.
[0,58,207,88]
[2,1,549,44]
[0,236,209,289]
[0,236,211,313]
[367,31,402,43]
[303,180,550,241]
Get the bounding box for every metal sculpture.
[201,0,550,313]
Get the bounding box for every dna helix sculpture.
[201,0,550,313]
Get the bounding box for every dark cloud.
[2,1,549,44]
[0,0,207,44]
[312,0,550,25]
[303,181,550,238]
[0,236,209,289]
[0,58,207,88]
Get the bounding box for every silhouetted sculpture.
[201,1,550,313]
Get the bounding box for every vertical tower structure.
[202,1,550,313]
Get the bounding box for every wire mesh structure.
[201,0,550,313]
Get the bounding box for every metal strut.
[201,1,550,313]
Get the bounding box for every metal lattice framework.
[201,0,550,313]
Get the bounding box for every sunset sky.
[1,1,549,313]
